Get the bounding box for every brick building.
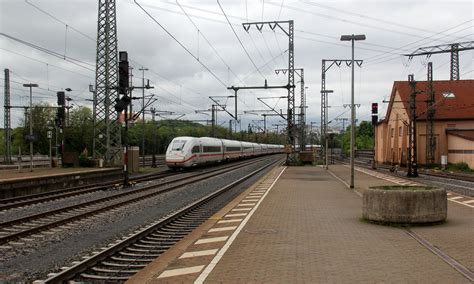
[375,79,474,168]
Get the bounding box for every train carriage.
[166,136,283,169]
[222,139,242,160]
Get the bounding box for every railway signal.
[371,103,378,125]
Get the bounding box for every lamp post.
[340,34,365,189]
[23,83,39,172]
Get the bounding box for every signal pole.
[139,67,148,167]
[4,69,12,164]
[426,62,435,167]
[407,74,419,177]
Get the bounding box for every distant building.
[375,80,474,168]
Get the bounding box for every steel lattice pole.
[93,0,121,166]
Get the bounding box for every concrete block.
[362,186,447,224]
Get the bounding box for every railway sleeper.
[144,235,182,241]
[110,256,155,263]
[91,266,141,274]
[119,251,164,259]
[126,247,166,254]
[175,217,209,223]
[134,242,171,249]
[118,251,161,259]
[164,223,195,229]
[139,239,176,245]
[154,228,190,235]
[80,273,130,281]
[100,261,147,268]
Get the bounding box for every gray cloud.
[1,0,473,131]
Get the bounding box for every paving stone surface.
[205,166,470,283]
[128,165,473,283]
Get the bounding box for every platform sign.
[25,134,37,142]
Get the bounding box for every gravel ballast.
[0,155,283,282]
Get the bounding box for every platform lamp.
[340,34,366,189]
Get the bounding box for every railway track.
[40,156,283,282]
[0,156,166,170]
[332,154,474,183]
[0,157,274,245]
[332,156,474,196]
[0,169,178,211]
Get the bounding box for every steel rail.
[0,157,273,244]
[41,157,283,283]
[0,170,177,211]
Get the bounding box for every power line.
[1,33,95,72]
[24,0,96,42]
[0,47,94,79]
[134,0,228,88]
[302,0,467,41]
[216,0,265,80]
[175,0,240,85]
[364,20,473,64]
[277,0,284,20]
[270,1,464,42]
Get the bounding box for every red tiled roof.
[384,79,474,122]
[446,129,474,141]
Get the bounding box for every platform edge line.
[194,166,287,284]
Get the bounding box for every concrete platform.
[128,165,474,283]
[0,167,122,198]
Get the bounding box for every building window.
[391,128,394,137]
[399,126,402,136]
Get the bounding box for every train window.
[171,140,186,151]
[226,146,241,152]
[191,146,200,153]
[203,146,222,153]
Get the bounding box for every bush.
[78,155,95,167]
[446,162,473,173]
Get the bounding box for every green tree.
[16,103,55,155]
[65,106,94,154]
[338,121,374,155]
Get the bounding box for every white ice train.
[165,136,284,168]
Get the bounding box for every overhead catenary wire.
[23,1,216,112]
[24,0,96,42]
[134,0,228,88]
[216,0,265,80]
[364,20,474,64]
[1,33,95,72]
[172,1,256,109]
[302,0,468,41]
[0,47,94,79]
[270,1,467,43]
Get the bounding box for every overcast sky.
[1,0,473,131]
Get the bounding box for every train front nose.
[166,152,185,167]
